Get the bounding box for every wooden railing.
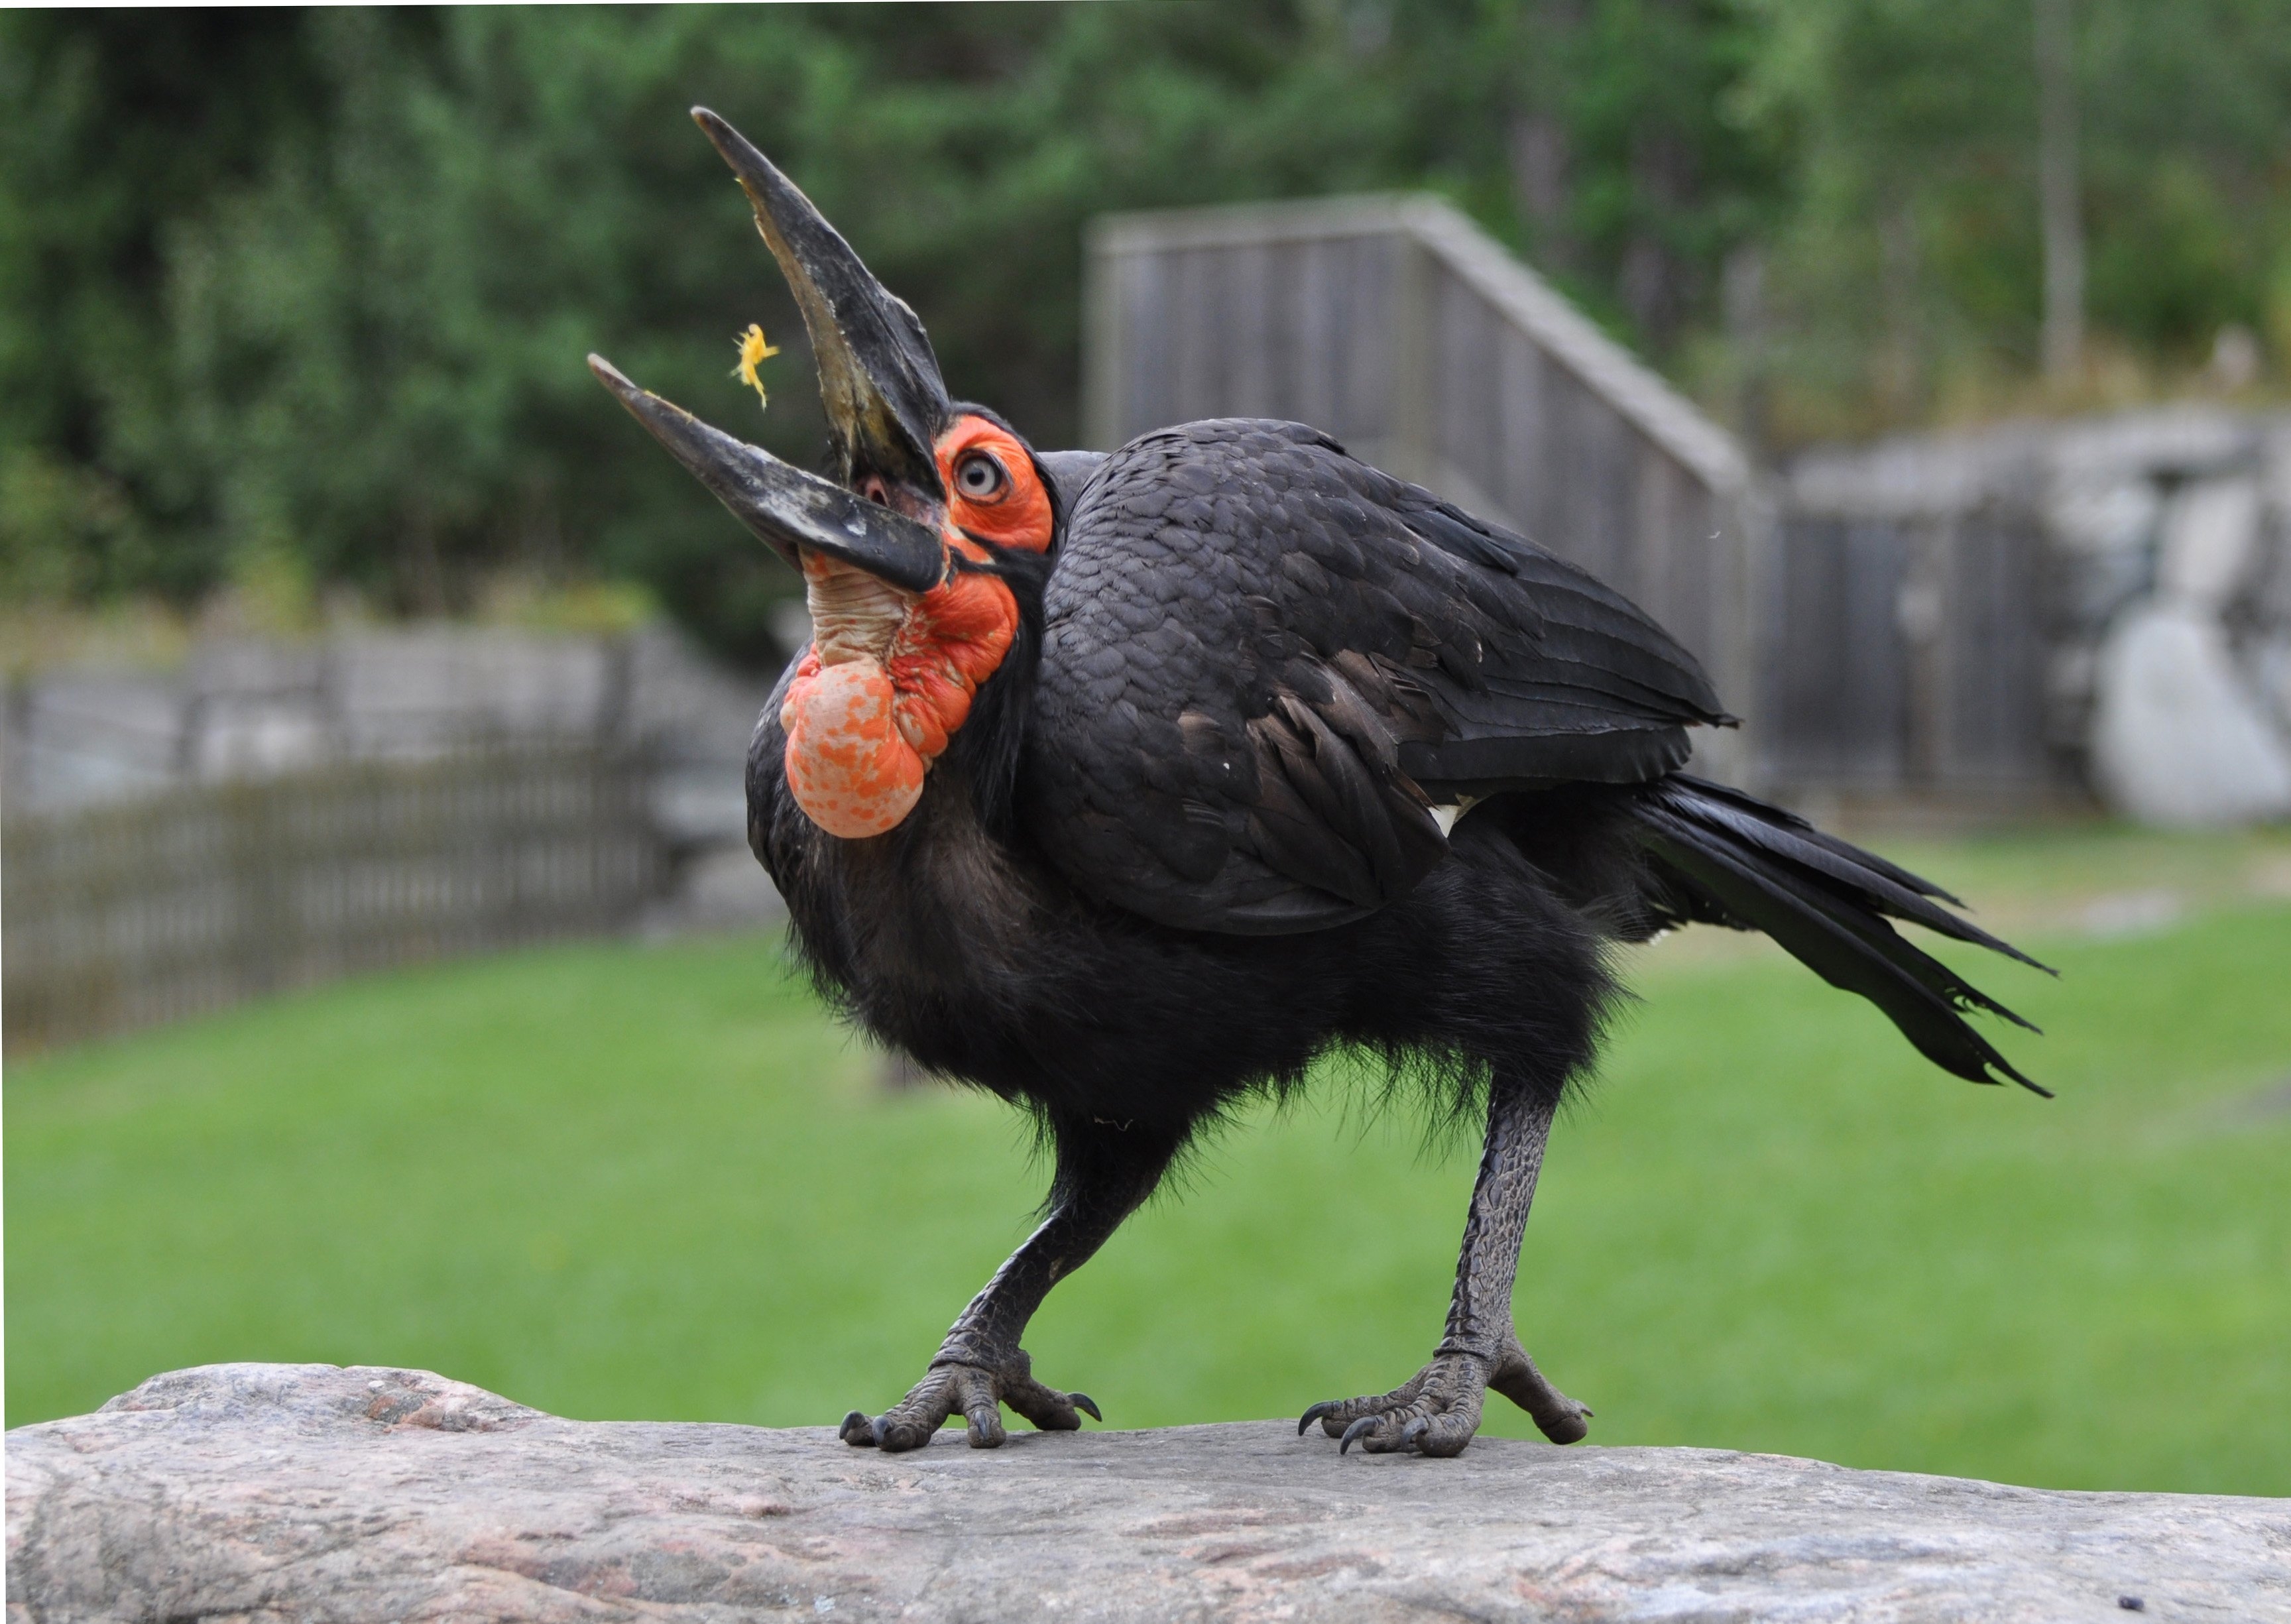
[2,742,664,1055]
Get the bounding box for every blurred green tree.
[1735,0,2291,437]
[0,11,333,602]
[3,3,2288,658]
[9,5,1445,657]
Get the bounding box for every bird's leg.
[840,1120,1176,1452]
[1298,1074,1590,1457]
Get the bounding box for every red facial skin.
[780,416,1054,839]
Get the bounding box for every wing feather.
[1025,419,1732,933]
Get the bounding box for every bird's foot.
[837,1348,1100,1452]
[1296,1334,1590,1457]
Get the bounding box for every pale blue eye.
[957,454,1004,498]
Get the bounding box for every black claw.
[1400,1417,1431,1450]
[1297,1401,1338,1436]
[838,1411,877,1447]
[870,1415,891,1447]
[1070,1392,1102,1422]
[1338,1416,1380,1455]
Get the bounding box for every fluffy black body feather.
[756,715,1617,1141]
[752,419,2040,1164]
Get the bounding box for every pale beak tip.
[690,107,744,164]
[585,353,644,404]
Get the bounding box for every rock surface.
[7,1363,2286,1623]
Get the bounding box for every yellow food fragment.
[733,323,780,408]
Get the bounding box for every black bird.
[591,110,2046,1458]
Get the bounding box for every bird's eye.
[955,452,1007,501]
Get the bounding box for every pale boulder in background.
[2091,475,2291,827]
[2093,607,2291,825]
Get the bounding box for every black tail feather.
[1630,776,2050,1096]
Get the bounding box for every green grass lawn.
[7,829,2289,1495]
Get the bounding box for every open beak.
[692,107,952,497]
[588,108,955,593]
[587,355,946,594]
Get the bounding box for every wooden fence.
[3,742,663,1055]
[1762,504,2055,796]
[1086,194,1763,783]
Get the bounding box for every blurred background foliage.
[5,1,2290,664]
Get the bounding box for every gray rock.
[7,1363,2286,1623]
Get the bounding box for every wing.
[1024,418,1732,935]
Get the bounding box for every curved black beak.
[691,106,952,498]
[588,355,947,594]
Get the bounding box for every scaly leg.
[841,1118,1178,1451]
[1297,1075,1590,1457]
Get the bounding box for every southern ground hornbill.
[590,110,2046,1459]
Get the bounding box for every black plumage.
[740,416,2046,1455]
[599,112,2046,1460]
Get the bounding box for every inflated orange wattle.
[781,654,925,838]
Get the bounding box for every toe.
[1304,1375,1427,1440]
[1533,1402,1591,1446]
[872,1367,961,1452]
[957,1369,1006,1448]
[1355,1405,1432,1454]
[1002,1367,1087,1434]
[1409,1408,1482,1458]
[964,1407,1006,1448]
[1488,1342,1592,1444]
[874,1413,941,1452]
[837,1410,877,1447]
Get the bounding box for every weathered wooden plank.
[1496,321,1549,540]
[1169,247,1217,428]
[1635,448,1710,666]
[1942,509,2050,785]
[1340,237,1397,446]
[1562,392,1635,587]
[1116,249,1171,444]
[1842,520,1911,784]
[1539,377,1598,573]
[1765,516,1909,785]
[1259,242,1302,424]
[1435,271,1497,500]
[1288,239,1339,433]
[1226,242,1275,420]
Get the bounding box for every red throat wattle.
[780,416,1053,839]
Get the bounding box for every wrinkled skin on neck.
[778,416,1051,839]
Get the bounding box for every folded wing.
[1025,419,1732,933]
